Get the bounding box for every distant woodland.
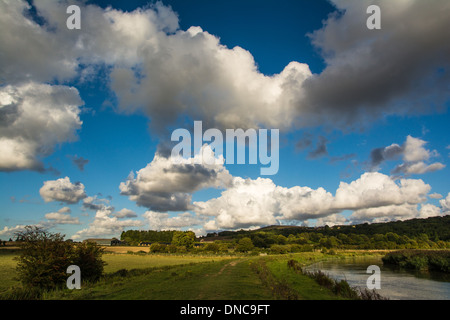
[121,216,450,253]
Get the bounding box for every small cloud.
[115,208,138,219]
[429,193,443,200]
[330,153,356,164]
[82,196,112,211]
[307,136,328,159]
[296,132,313,151]
[69,155,89,171]
[45,207,80,225]
[367,136,445,175]
[392,161,445,176]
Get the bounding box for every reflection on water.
[303,256,450,300]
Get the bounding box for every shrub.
[167,244,178,253]
[14,226,105,290]
[204,242,220,253]
[72,241,106,282]
[150,243,167,253]
[270,244,290,254]
[14,226,74,290]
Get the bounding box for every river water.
[303,256,450,300]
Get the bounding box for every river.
[303,256,450,300]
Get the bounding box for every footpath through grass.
[44,258,274,300]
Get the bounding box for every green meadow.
[0,248,382,300]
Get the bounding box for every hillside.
[209,215,450,241]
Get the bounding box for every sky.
[0,0,449,240]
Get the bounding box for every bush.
[204,243,220,253]
[269,244,290,254]
[14,226,74,290]
[14,226,105,290]
[72,241,106,282]
[149,243,167,253]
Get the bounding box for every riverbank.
[382,250,450,273]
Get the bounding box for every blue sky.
[1,0,449,240]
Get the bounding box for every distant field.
[102,252,235,273]
[103,246,150,254]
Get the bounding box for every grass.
[0,250,21,294]
[102,252,234,273]
[43,258,273,300]
[262,254,347,300]
[0,249,388,300]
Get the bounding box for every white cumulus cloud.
[40,177,87,204]
[0,82,83,171]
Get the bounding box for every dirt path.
[217,260,238,276]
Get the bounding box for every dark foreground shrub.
[72,241,106,282]
[14,226,105,291]
[14,226,74,290]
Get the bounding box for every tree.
[172,231,196,249]
[236,237,254,253]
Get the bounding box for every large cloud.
[194,172,434,230]
[0,82,83,171]
[301,0,450,129]
[194,177,282,230]
[1,0,311,134]
[39,177,87,204]
[109,30,311,132]
[334,172,430,210]
[3,0,448,136]
[120,145,232,212]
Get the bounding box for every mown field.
[0,247,383,300]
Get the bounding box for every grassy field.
[0,250,20,294]
[0,247,382,300]
[102,252,234,273]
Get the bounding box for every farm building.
[111,239,127,246]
